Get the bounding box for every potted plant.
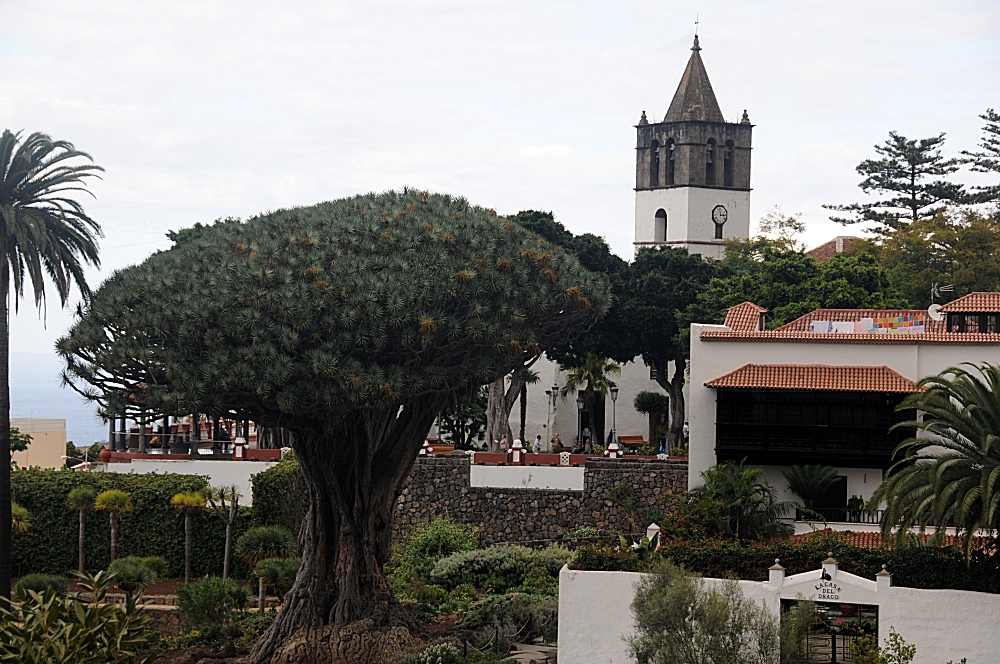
[169,438,190,455]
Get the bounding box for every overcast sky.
[2,0,999,354]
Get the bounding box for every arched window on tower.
[723,140,734,187]
[649,140,660,187]
[705,139,716,185]
[654,209,667,242]
[666,139,676,185]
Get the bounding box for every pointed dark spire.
[663,36,725,123]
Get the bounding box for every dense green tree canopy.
[877,209,1000,308]
[684,238,909,328]
[58,190,608,663]
[60,192,608,425]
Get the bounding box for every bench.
[617,435,646,449]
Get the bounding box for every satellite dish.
[928,304,944,321]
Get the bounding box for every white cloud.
[2,0,999,352]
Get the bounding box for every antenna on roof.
[930,282,954,304]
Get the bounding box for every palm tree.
[94,489,132,562]
[235,526,295,611]
[560,353,621,452]
[205,485,242,579]
[873,362,1000,558]
[693,460,794,541]
[10,502,29,534]
[633,390,669,449]
[171,491,207,583]
[67,486,97,573]
[782,465,839,510]
[0,129,103,603]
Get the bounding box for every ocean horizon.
[11,352,107,446]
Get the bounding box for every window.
[723,140,734,187]
[654,209,667,242]
[705,139,716,185]
[649,140,660,186]
[666,139,676,185]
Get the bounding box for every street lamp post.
[576,395,585,450]
[610,386,619,447]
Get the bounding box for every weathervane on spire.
[694,14,699,37]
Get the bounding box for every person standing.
[500,434,508,452]
[534,434,543,452]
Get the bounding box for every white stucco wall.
[559,565,1000,664]
[634,187,750,259]
[517,355,667,451]
[688,323,1000,488]
[104,459,277,505]
[558,567,779,664]
[469,465,584,490]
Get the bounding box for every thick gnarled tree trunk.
[251,398,444,664]
[653,356,686,452]
[484,355,539,451]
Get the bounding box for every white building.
[688,294,1000,517]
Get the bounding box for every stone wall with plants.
[11,470,253,579]
[252,454,689,544]
[394,456,688,544]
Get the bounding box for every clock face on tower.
[712,204,728,225]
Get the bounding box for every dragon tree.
[58,190,609,663]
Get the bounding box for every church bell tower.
[634,35,753,260]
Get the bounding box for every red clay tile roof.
[788,528,995,551]
[777,309,946,333]
[700,303,1000,344]
[806,236,863,263]
[705,364,918,393]
[938,292,1000,313]
[700,329,1000,345]
[724,302,767,332]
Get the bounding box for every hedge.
[11,470,253,579]
[569,534,1000,594]
[250,453,306,534]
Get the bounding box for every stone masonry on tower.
[634,35,753,260]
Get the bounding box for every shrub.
[0,571,157,664]
[252,557,301,602]
[11,470,254,579]
[459,593,558,651]
[430,545,536,591]
[626,559,779,664]
[176,576,251,628]
[399,641,462,664]
[250,452,306,532]
[107,557,156,597]
[390,516,479,600]
[15,573,68,596]
[139,556,168,578]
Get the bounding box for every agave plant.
[619,532,660,561]
[10,502,30,535]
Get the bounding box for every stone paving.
[507,642,558,663]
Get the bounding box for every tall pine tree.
[962,108,1000,203]
[825,131,966,232]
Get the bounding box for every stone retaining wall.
[393,456,688,544]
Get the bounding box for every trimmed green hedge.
[250,453,305,534]
[569,535,1000,594]
[12,470,253,579]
